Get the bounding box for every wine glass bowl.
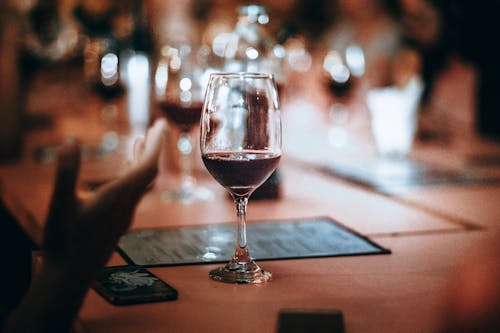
[157,101,203,133]
[200,72,282,283]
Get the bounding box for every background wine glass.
[200,72,282,284]
[322,45,365,148]
[154,44,212,203]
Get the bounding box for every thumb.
[50,137,81,211]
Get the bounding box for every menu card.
[118,217,389,267]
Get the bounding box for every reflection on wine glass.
[200,72,282,283]
[154,44,212,203]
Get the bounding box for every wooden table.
[1,65,499,333]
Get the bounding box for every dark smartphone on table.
[93,265,178,305]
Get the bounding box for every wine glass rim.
[209,72,274,79]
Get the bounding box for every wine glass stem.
[234,196,251,262]
[177,131,194,188]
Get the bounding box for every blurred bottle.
[224,5,270,72]
[77,0,152,88]
[224,5,286,88]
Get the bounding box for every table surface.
[1,65,499,333]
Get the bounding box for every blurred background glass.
[153,43,213,203]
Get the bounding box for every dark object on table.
[93,266,178,306]
[278,309,345,333]
[251,169,282,200]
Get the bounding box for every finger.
[97,119,167,205]
[51,137,81,210]
[132,136,145,166]
[138,118,167,169]
[127,119,166,187]
[128,118,166,176]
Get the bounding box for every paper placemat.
[118,217,390,267]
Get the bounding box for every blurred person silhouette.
[396,0,500,143]
[0,119,166,333]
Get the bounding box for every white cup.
[367,76,423,158]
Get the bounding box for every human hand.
[42,119,167,283]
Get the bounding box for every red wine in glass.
[158,101,203,132]
[202,151,281,197]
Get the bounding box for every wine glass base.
[209,260,272,284]
[162,185,213,204]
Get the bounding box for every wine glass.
[200,72,282,284]
[322,45,364,148]
[154,44,212,203]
